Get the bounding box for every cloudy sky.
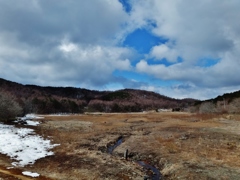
[1,0,240,100]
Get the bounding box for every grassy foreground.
[1,112,240,179]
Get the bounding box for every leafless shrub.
[186,106,199,113]
[227,98,240,113]
[0,91,22,122]
[199,101,217,113]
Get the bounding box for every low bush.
[0,92,23,123]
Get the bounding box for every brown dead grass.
[1,112,240,179]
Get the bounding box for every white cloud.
[150,44,178,62]
[140,84,240,100]
[59,42,77,53]
[0,0,128,44]
[0,0,133,88]
[130,0,240,90]
[136,58,240,89]
[0,40,132,87]
[1,0,240,99]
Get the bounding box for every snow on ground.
[22,171,40,177]
[25,120,40,126]
[0,119,59,167]
[47,113,76,116]
[24,114,44,119]
[15,114,44,126]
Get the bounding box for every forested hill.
[194,90,240,113]
[0,78,196,114]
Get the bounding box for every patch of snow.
[22,171,40,177]
[0,123,59,167]
[48,113,72,116]
[26,120,40,126]
[15,114,44,126]
[26,114,44,119]
[23,114,44,120]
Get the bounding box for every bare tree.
[199,101,217,113]
[0,92,22,122]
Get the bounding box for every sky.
[0,0,240,100]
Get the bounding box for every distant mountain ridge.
[0,78,197,114]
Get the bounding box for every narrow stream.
[107,136,123,154]
[105,136,162,180]
[137,161,162,180]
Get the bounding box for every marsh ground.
[1,112,240,179]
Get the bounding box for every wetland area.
[1,112,240,179]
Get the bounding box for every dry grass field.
[1,112,240,179]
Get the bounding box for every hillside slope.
[193,90,240,113]
[0,78,196,114]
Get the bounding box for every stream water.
[107,136,123,154]
[137,161,162,180]
[106,136,162,180]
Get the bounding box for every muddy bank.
[0,165,52,180]
[104,135,162,180]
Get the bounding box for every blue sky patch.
[147,57,183,67]
[123,28,167,54]
[113,70,180,87]
[196,57,220,67]
[119,0,132,13]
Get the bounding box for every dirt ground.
[1,112,240,180]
